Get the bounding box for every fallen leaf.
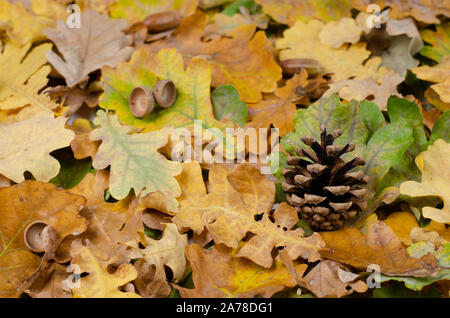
[245,71,307,136]
[110,0,198,25]
[25,263,72,298]
[420,22,450,63]
[383,211,419,245]
[255,0,353,26]
[0,0,65,46]
[0,116,74,183]
[302,259,368,298]
[148,12,282,103]
[412,56,450,104]
[174,244,305,298]
[70,118,101,160]
[0,181,86,297]
[44,10,134,87]
[323,72,404,109]
[90,110,182,211]
[400,139,450,224]
[320,221,439,277]
[276,20,389,83]
[319,17,364,48]
[0,43,56,119]
[211,85,248,127]
[69,240,141,298]
[100,47,231,133]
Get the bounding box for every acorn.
[24,221,59,254]
[143,11,182,33]
[280,58,324,77]
[152,79,177,108]
[129,86,155,118]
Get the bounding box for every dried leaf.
[302,260,368,298]
[400,139,450,224]
[69,240,140,298]
[174,244,304,298]
[412,56,450,104]
[44,10,134,87]
[319,17,364,48]
[320,221,439,277]
[0,181,86,297]
[148,12,281,103]
[277,20,389,83]
[383,211,419,246]
[420,22,450,63]
[0,116,74,183]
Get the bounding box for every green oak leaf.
[360,100,386,137]
[373,284,441,298]
[50,150,94,189]
[430,111,450,144]
[211,85,248,127]
[90,110,182,212]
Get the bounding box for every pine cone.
[282,124,369,231]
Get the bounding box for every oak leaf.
[0,116,75,183]
[99,47,230,133]
[255,0,353,26]
[301,260,368,298]
[400,139,450,224]
[412,56,450,104]
[0,43,57,121]
[110,0,198,25]
[69,240,140,298]
[148,12,281,103]
[90,110,182,211]
[174,244,306,298]
[70,118,100,160]
[420,22,450,63]
[276,20,389,83]
[319,17,365,48]
[383,211,419,246]
[245,71,308,136]
[0,181,86,297]
[44,10,134,87]
[0,0,65,46]
[320,221,439,277]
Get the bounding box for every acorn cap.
[143,11,182,33]
[129,86,155,118]
[152,79,177,108]
[24,221,58,254]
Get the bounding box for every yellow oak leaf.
[69,240,140,298]
[110,0,198,25]
[412,56,450,104]
[90,110,182,211]
[148,12,281,103]
[319,17,365,48]
[0,181,86,298]
[174,244,306,298]
[320,221,439,277]
[383,211,419,245]
[0,0,65,46]
[0,43,57,121]
[127,223,187,282]
[400,139,450,224]
[255,0,354,26]
[245,71,307,136]
[0,116,74,183]
[276,19,389,83]
[69,118,100,160]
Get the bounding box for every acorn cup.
[282,124,369,231]
[152,79,177,108]
[129,86,155,118]
[143,11,182,33]
[24,221,59,255]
